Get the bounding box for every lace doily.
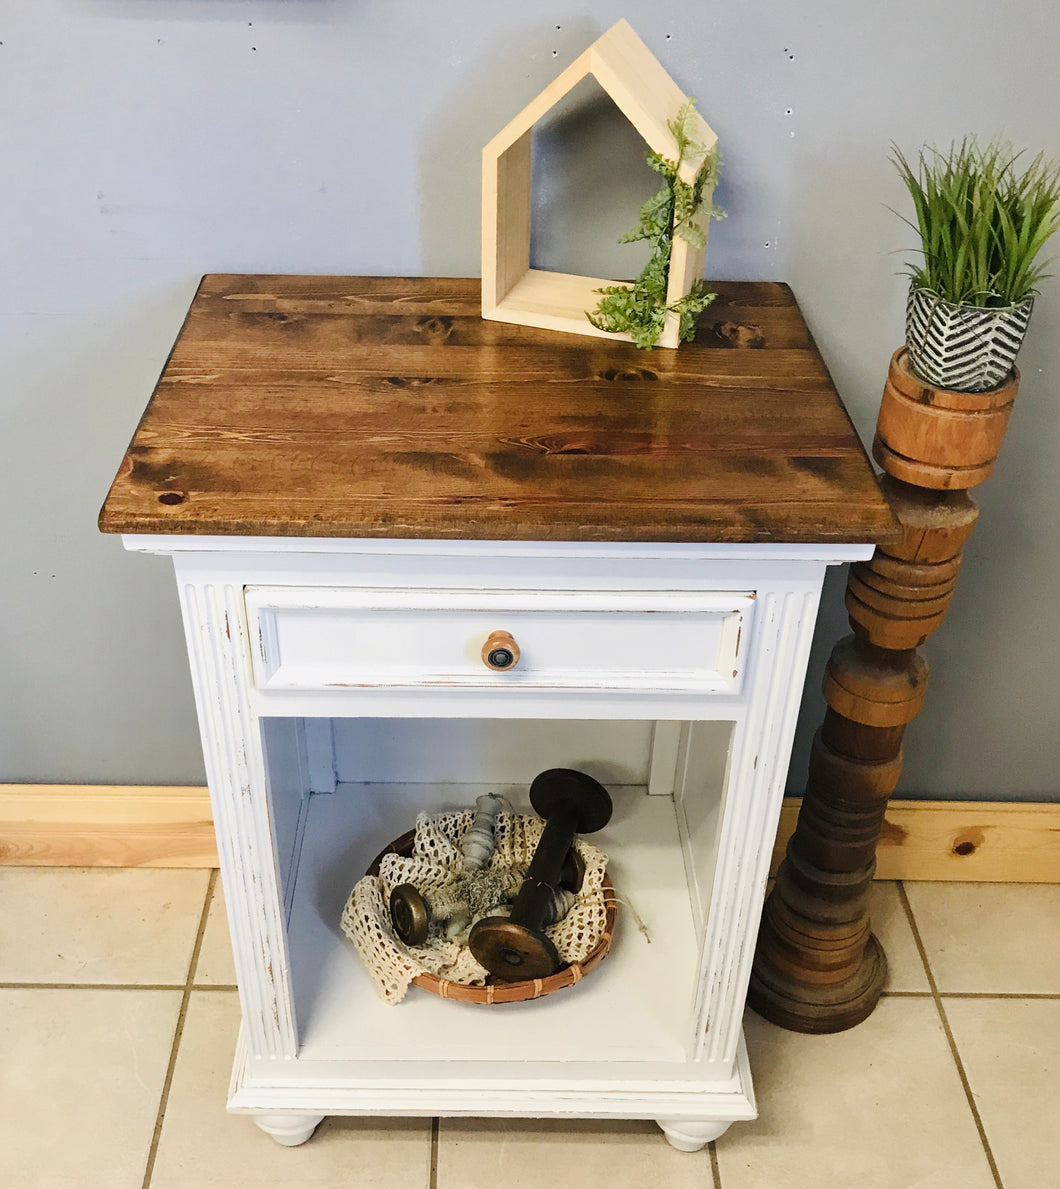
[341,809,609,1004]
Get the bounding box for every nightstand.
[100,275,894,1151]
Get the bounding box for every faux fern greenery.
[587,99,724,348]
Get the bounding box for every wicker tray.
[367,829,617,1004]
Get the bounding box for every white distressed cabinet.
[101,276,894,1151]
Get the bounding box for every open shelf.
[283,781,704,1066]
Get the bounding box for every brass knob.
[482,630,520,671]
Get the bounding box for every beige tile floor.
[1,869,1057,1189]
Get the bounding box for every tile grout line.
[937,991,1060,1000]
[708,1138,722,1189]
[429,1117,440,1189]
[888,991,1060,1001]
[0,981,188,991]
[139,868,219,1189]
[896,880,1006,1189]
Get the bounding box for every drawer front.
[244,587,754,695]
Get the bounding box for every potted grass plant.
[892,138,1060,392]
[873,139,1060,489]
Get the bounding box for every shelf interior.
[284,781,702,1065]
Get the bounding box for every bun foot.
[252,1112,325,1146]
[657,1118,732,1152]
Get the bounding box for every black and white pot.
[905,285,1034,393]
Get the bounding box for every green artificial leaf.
[587,98,724,348]
[646,150,676,179]
[668,99,707,163]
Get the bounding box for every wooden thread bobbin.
[469,769,612,982]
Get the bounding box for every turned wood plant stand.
[749,347,1019,1032]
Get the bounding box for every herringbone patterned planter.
[905,285,1032,392]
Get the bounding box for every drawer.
[244,587,754,695]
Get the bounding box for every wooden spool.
[847,604,945,652]
[806,730,903,807]
[782,843,876,910]
[771,861,875,928]
[822,636,928,727]
[790,812,887,875]
[764,894,872,955]
[877,476,979,564]
[845,576,956,651]
[758,895,874,991]
[872,349,1018,489]
[820,709,905,763]
[846,570,956,618]
[756,925,866,985]
[845,483,977,649]
[469,770,613,982]
[850,560,959,603]
[863,550,963,587]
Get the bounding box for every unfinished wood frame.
[481,19,718,349]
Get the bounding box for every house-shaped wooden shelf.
[482,19,718,350]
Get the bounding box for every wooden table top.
[99,275,896,544]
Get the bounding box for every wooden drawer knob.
[482,630,520,671]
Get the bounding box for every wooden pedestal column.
[748,348,1017,1033]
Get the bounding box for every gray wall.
[1,1,1057,798]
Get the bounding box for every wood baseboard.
[1,785,1056,881]
[771,798,1060,883]
[0,785,218,868]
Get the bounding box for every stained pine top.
[99,275,895,544]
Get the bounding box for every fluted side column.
[748,348,1016,1033]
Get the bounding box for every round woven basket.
[367,829,617,1005]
